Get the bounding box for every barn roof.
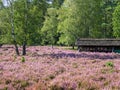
[76,38,120,46]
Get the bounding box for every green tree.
[0,0,5,44]
[0,0,12,45]
[41,0,64,46]
[41,8,58,46]
[0,0,48,55]
[101,0,119,38]
[58,0,103,48]
[0,0,3,9]
[13,0,47,55]
[113,3,120,38]
[26,0,48,45]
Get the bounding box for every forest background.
[0,0,120,55]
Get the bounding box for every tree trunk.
[0,44,2,48]
[22,0,27,56]
[7,0,19,55]
[72,44,75,49]
[14,41,19,55]
[51,44,53,49]
[14,44,19,55]
[22,42,26,55]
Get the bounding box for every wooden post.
[112,47,114,52]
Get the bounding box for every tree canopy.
[113,3,120,38]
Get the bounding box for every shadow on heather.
[49,52,120,60]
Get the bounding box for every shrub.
[21,57,25,63]
[105,61,114,68]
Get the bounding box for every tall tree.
[41,0,64,46]
[113,3,120,38]
[101,0,119,38]
[13,0,47,55]
[58,0,103,48]
[0,0,48,55]
[0,0,4,9]
[0,0,5,44]
[41,8,58,46]
[9,0,20,55]
[0,0,12,45]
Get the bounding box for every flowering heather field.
[0,45,120,90]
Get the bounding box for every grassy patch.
[62,46,78,50]
[21,57,25,63]
[105,61,114,68]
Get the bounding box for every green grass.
[62,46,78,50]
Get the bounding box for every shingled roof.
[76,38,120,46]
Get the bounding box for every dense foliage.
[0,0,120,54]
[113,3,120,38]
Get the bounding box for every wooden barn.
[76,38,120,52]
